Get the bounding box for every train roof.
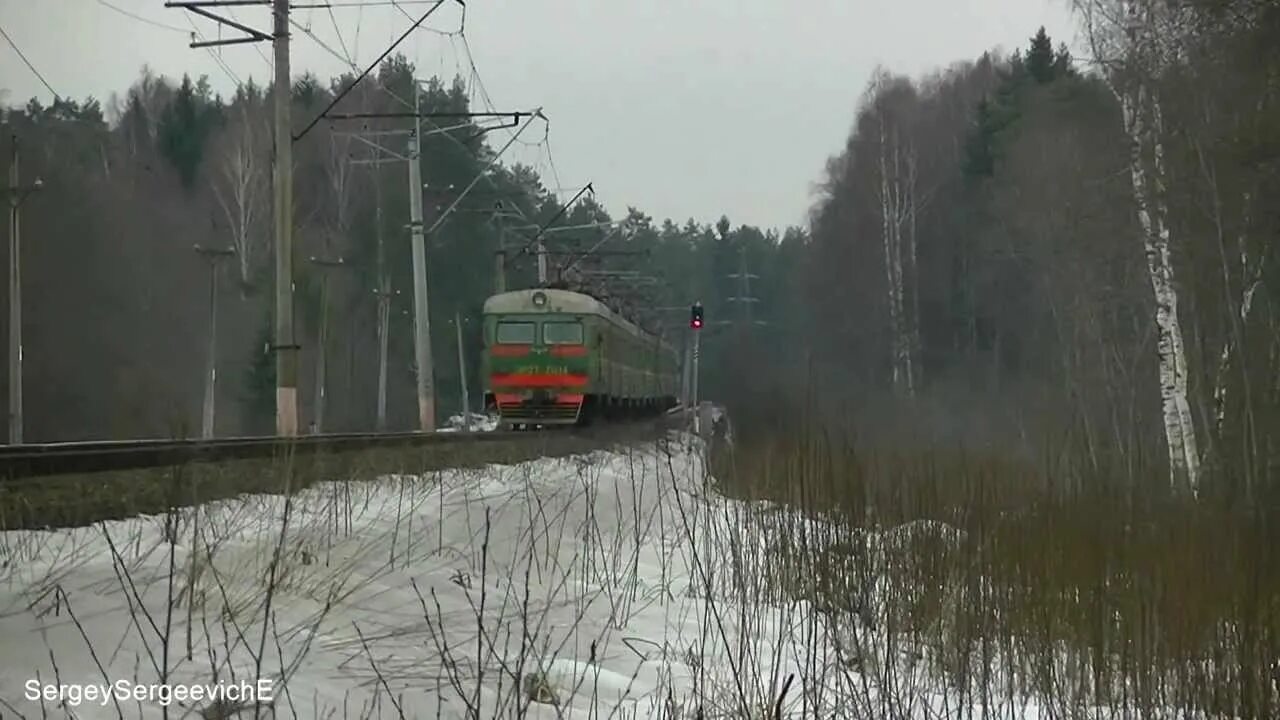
[483,288,677,355]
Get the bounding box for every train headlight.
[532,291,548,308]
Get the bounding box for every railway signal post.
[690,302,703,435]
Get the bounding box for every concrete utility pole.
[455,311,470,431]
[407,82,436,432]
[309,255,347,434]
[493,213,507,294]
[372,154,391,432]
[6,136,17,446]
[272,0,299,437]
[337,100,542,433]
[347,123,520,431]
[488,206,532,294]
[166,1,285,432]
[195,244,236,440]
[349,143,399,431]
[5,133,41,445]
[494,249,507,294]
[536,234,548,285]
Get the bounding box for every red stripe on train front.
[490,373,589,387]
[489,344,532,357]
[548,345,588,357]
[496,394,583,408]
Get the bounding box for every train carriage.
[481,288,680,428]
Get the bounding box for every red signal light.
[690,303,704,330]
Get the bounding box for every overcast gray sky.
[2,0,1080,231]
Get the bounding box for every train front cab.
[484,315,590,429]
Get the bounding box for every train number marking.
[514,365,571,375]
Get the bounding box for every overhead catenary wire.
[307,0,585,249]
[294,0,451,141]
[292,17,359,71]
[288,16,419,119]
[450,26,569,200]
[326,3,356,68]
[541,126,566,197]
[512,182,595,259]
[101,0,249,95]
[180,13,245,89]
[224,5,274,69]
[0,23,61,101]
[292,1,442,7]
[96,0,192,33]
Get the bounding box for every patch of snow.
[1,437,822,718]
[439,411,501,432]
[0,434,1189,719]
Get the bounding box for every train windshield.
[543,321,584,345]
[495,321,536,344]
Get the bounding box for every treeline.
[0,57,803,441]
[801,2,1279,499]
[5,0,1277,500]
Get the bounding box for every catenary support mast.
[272,0,299,436]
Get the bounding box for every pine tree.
[158,74,213,189]
[1027,27,1055,84]
[244,318,276,434]
[963,99,997,178]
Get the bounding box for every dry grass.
[4,404,1277,719]
[708,418,1280,719]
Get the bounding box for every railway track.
[0,411,694,530]
[0,411,691,482]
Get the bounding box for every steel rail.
[0,428,611,481]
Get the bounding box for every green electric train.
[480,288,680,428]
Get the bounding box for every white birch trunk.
[903,140,920,396]
[879,118,906,395]
[891,138,912,397]
[1119,70,1200,493]
[1212,202,1262,435]
[1207,104,1268,441]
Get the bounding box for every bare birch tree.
[1077,0,1201,492]
[209,94,269,291]
[870,71,922,398]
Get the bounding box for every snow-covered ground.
[1,432,1181,719]
[439,411,501,433]
[0,435,830,718]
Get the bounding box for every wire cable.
[224,5,273,70]
[294,0,447,141]
[96,0,191,34]
[0,22,61,101]
[180,13,245,89]
[293,17,358,71]
[326,4,356,67]
[542,129,566,197]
